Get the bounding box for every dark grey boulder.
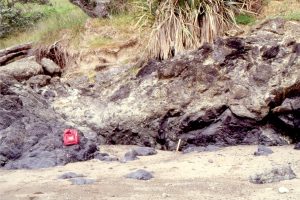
[58,172,85,179]
[69,178,95,185]
[254,145,273,156]
[123,150,138,162]
[249,166,297,184]
[295,142,300,150]
[95,153,118,161]
[125,169,153,180]
[133,147,157,156]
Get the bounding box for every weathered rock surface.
[52,19,299,150]
[41,58,61,75]
[249,165,297,184]
[69,0,110,18]
[0,74,100,169]
[58,172,85,179]
[125,169,153,180]
[254,145,273,156]
[69,178,95,185]
[0,57,43,81]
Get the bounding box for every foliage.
[236,13,256,24]
[0,0,87,48]
[135,0,260,59]
[0,1,45,38]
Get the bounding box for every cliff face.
[0,18,299,169]
[53,18,299,150]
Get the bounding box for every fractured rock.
[249,165,297,184]
[0,74,100,169]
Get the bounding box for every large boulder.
[0,74,99,169]
[51,19,300,150]
[0,57,43,81]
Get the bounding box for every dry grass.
[140,0,259,60]
[260,0,300,21]
[34,41,71,68]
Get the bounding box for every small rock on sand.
[254,145,273,156]
[69,178,95,185]
[58,172,84,179]
[249,165,297,184]
[278,187,289,194]
[125,169,153,180]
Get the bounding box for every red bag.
[63,129,79,146]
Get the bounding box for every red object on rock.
[63,129,79,146]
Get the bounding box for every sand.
[0,145,299,200]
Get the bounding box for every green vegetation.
[0,0,87,48]
[236,14,256,25]
[284,12,300,21]
[2,0,300,60]
[136,0,258,59]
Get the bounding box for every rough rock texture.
[125,169,153,180]
[41,58,61,75]
[123,150,138,162]
[52,19,299,150]
[69,178,95,185]
[0,57,43,81]
[249,165,297,184]
[58,172,85,179]
[254,145,273,156]
[0,74,100,169]
[132,147,157,156]
[69,0,110,18]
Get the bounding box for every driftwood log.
[0,43,32,66]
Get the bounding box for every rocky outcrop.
[0,19,299,170]
[53,19,299,150]
[0,74,99,169]
[69,0,110,18]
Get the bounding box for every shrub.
[0,1,45,38]
[136,0,260,59]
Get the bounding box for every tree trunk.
[0,43,32,66]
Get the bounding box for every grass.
[236,14,256,25]
[85,14,137,49]
[283,12,300,21]
[0,0,88,48]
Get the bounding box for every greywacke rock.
[249,165,297,184]
[0,74,100,169]
[51,19,299,150]
[125,169,153,180]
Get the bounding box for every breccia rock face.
[0,74,100,169]
[52,19,299,150]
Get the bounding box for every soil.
[0,145,299,200]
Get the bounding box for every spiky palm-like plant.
[138,0,259,59]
